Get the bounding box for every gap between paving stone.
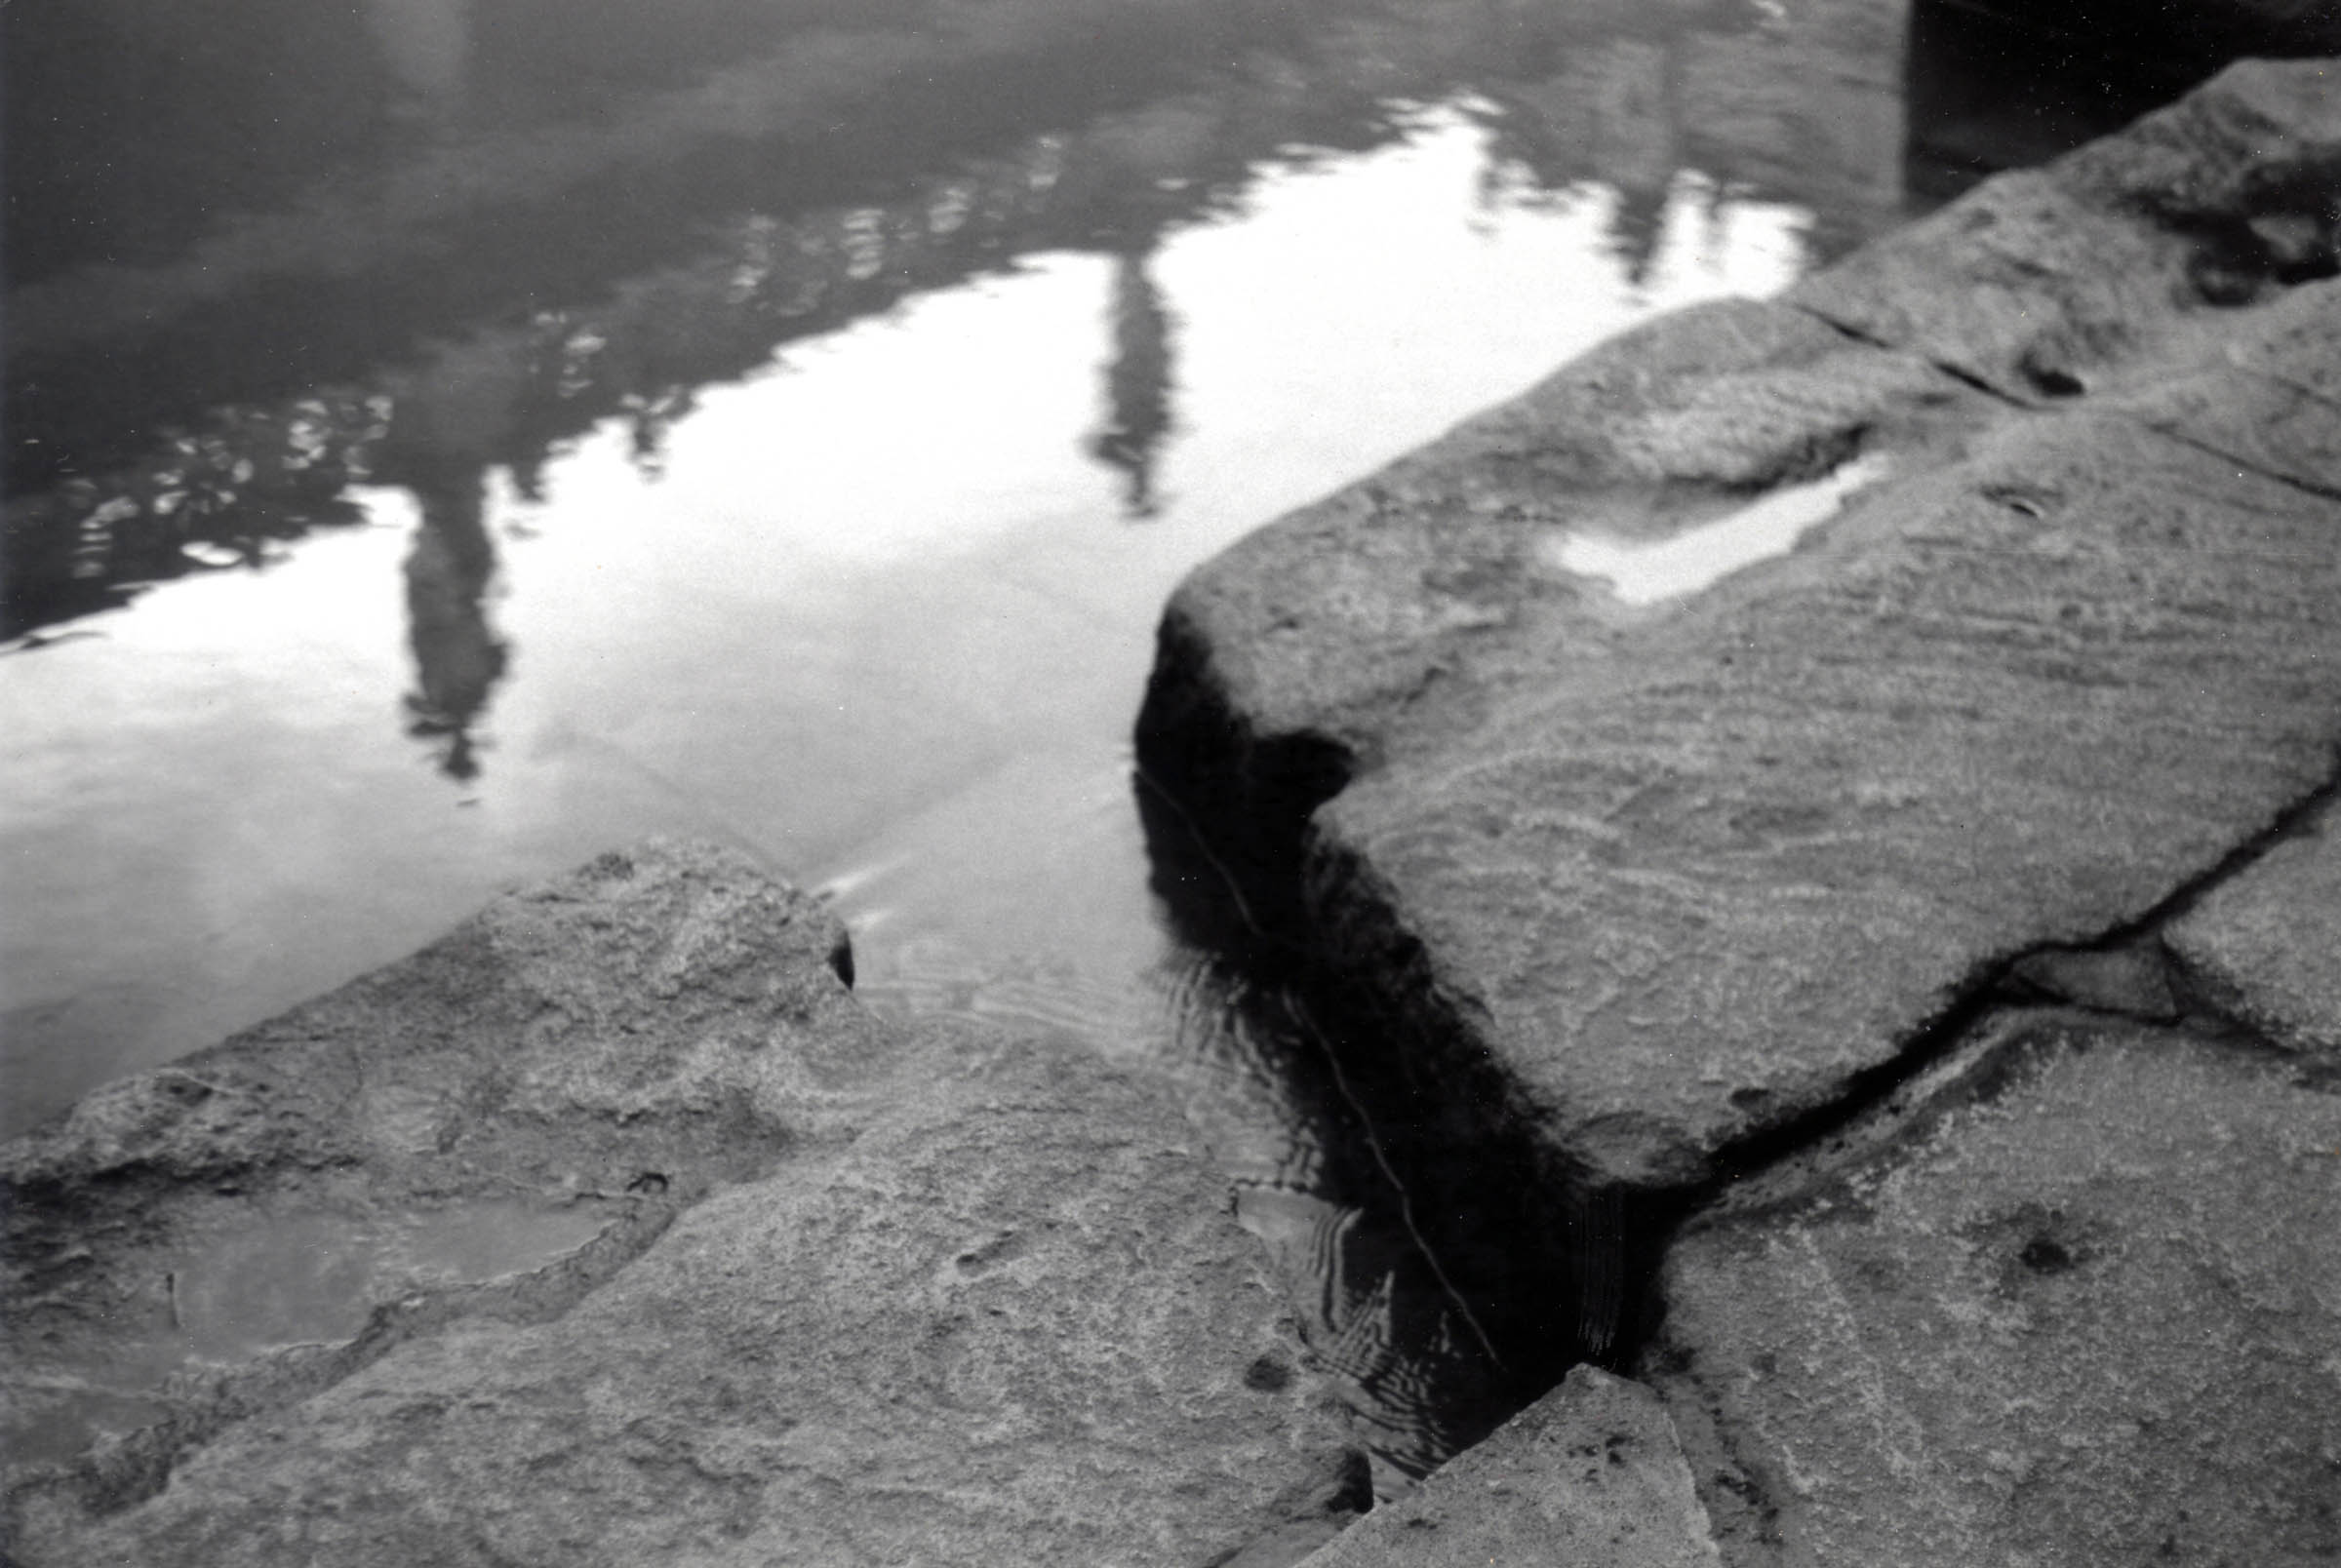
[1640,1001,2341,1565]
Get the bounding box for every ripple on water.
[1160,959,1515,1496]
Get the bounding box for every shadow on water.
[1137,764,1608,1492]
[1901,0,2341,205]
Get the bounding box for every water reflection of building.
[1483,0,1912,266]
[400,462,507,782]
[1088,249,1177,518]
[374,346,525,781]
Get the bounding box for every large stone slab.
[1295,1366,1722,1568]
[1136,60,2341,1201]
[3,842,1364,1566]
[1642,1013,2341,1565]
[2166,798,2341,1060]
[1309,387,2341,1194]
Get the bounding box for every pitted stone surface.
[4,843,1362,1567]
[2167,798,2341,1059]
[1297,1367,1722,1568]
[1643,1016,2341,1566]
[1138,59,2341,1198]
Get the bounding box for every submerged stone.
[1643,1014,2341,1565]
[1295,1365,1723,1568]
[1136,59,2341,1202]
[3,842,1363,1566]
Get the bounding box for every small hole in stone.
[1243,1354,1293,1392]
[2019,1236,2073,1274]
[2023,363,2085,399]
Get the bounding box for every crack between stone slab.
[1795,295,2341,509]
[2128,417,2341,506]
[1782,301,2036,410]
[1141,639,2341,1452]
[1694,747,2341,1203]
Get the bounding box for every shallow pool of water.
[3,1197,614,1469]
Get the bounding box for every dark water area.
[0,0,2279,1484]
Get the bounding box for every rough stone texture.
[3,842,1363,1567]
[4,840,878,1501]
[2166,798,2341,1058]
[1136,59,2341,1199]
[1790,57,2341,400]
[1296,1366,1722,1568]
[1643,1013,2341,1566]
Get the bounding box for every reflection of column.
[1590,40,1678,287]
[1087,249,1176,519]
[377,340,521,780]
[401,461,507,782]
[362,0,471,122]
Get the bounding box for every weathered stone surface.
[4,840,879,1497]
[1790,58,2341,399]
[1136,61,2341,1200]
[1643,1015,2341,1565]
[1296,1366,1722,1568]
[2106,270,2341,495]
[4,842,1362,1566]
[2166,799,2341,1058]
[1141,294,1980,764]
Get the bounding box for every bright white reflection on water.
[1550,452,1893,605]
[0,106,1810,1133]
